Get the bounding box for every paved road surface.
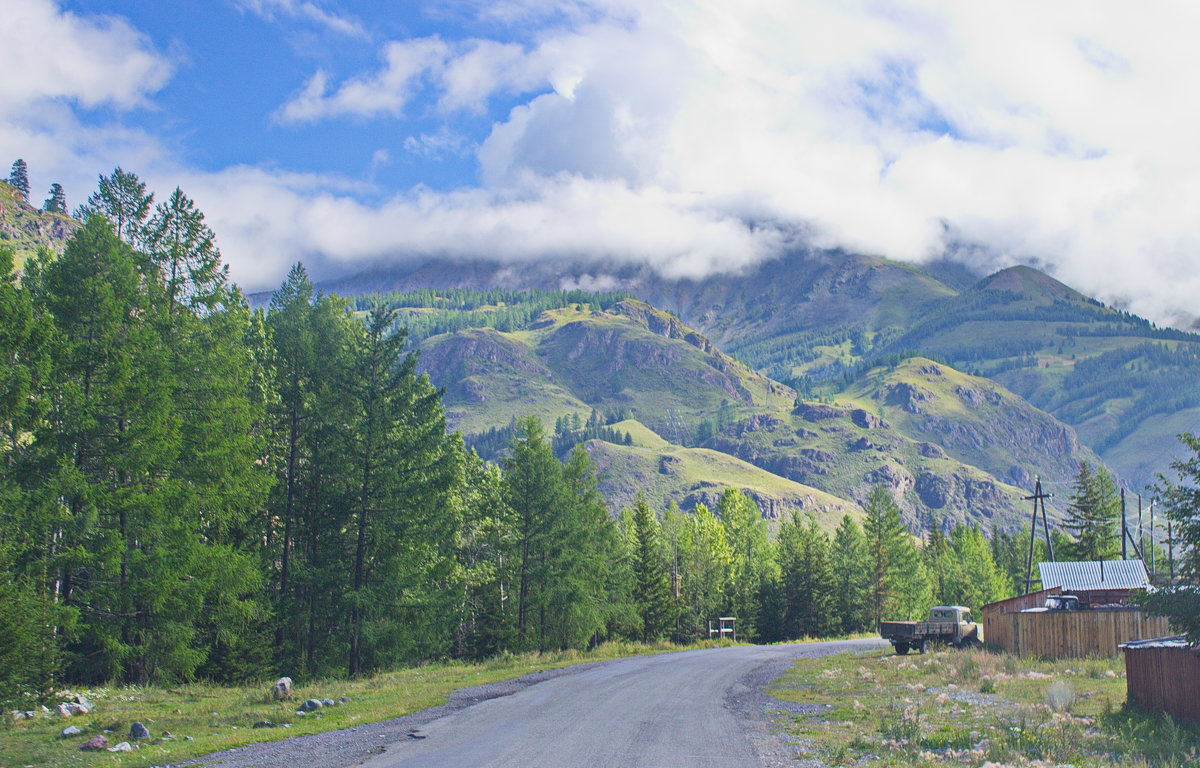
[186,638,888,768]
[357,638,885,768]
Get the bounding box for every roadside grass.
[771,646,1200,768]
[0,639,720,768]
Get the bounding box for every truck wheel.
[894,643,910,655]
[917,641,927,654]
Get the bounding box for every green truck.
[879,605,982,654]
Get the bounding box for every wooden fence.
[1123,639,1200,724]
[988,608,1169,658]
[981,587,1061,652]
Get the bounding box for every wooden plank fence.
[989,608,1169,658]
[1123,640,1200,724]
[981,587,1061,652]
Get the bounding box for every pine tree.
[777,513,835,639]
[831,515,871,634]
[630,493,673,641]
[943,526,1009,612]
[42,183,66,214]
[1063,461,1120,561]
[8,159,29,201]
[85,167,153,248]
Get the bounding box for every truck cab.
[1044,595,1081,611]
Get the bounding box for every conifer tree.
[42,183,66,214]
[676,503,732,640]
[831,515,871,633]
[777,513,835,639]
[630,493,673,641]
[944,526,1009,612]
[85,167,153,248]
[1139,432,1200,640]
[1063,461,1120,561]
[863,487,931,623]
[718,488,774,640]
[8,159,29,201]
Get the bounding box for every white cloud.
[231,0,366,38]
[276,37,450,123]
[259,0,1200,325]
[6,0,1200,328]
[0,0,171,112]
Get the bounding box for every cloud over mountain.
[2,1,1199,326]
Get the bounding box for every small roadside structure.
[1121,636,1200,724]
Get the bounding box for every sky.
[3,0,1199,327]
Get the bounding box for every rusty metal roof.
[1038,560,1150,592]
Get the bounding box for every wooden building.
[1122,636,1200,724]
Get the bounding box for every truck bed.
[879,621,960,639]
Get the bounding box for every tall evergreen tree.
[85,167,153,248]
[1140,433,1200,640]
[8,159,29,201]
[675,503,732,640]
[863,487,931,623]
[1063,461,1121,561]
[830,515,871,634]
[630,493,673,641]
[777,513,835,639]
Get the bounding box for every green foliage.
[718,488,775,640]
[864,486,932,623]
[8,159,29,200]
[831,515,872,633]
[42,182,66,214]
[1139,432,1200,640]
[776,512,836,639]
[629,493,674,641]
[1062,461,1121,561]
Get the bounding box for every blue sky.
[3,1,1200,327]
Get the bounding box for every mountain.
[582,421,860,532]
[836,358,1099,491]
[0,181,78,267]
[418,298,795,443]
[876,266,1200,488]
[325,254,1198,490]
[412,293,1054,531]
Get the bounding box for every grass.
[771,646,1200,767]
[0,640,709,768]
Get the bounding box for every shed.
[1122,636,1200,724]
[1038,560,1150,605]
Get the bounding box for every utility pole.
[1168,518,1175,583]
[1149,499,1156,578]
[1121,488,1126,560]
[1023,477,1053,595]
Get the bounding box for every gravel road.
[184,638,888,768]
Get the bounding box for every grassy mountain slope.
[837,358,1100,491]
[583,422,861,530]
[0,180,78,268]
[877,266,1200,488]
[412,290,1045,531]
[420,298,795,442]
[703,405,1030,530]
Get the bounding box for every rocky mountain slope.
[411,294,1079,531]
[0,181,78,267]
[324,254,1199,490]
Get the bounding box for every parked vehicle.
[1044,594,1081,611]
[879,605,981,655]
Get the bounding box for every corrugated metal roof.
[1038,560,1149,592]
